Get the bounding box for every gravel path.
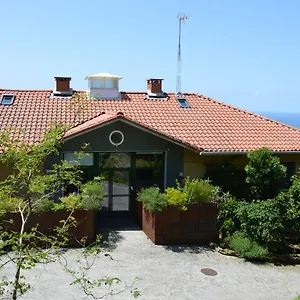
[1,230,300,300]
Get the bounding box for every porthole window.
[109,130,124,146]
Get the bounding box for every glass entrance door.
[112,170,130,211]
[99,170,131,215]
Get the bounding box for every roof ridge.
[193,92,300,133]
[0,88,52,92]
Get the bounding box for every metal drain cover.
[201,268,218,276]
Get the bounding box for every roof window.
[177,97,190,108]
[1,94,15,105]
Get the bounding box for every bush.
[183,178,212,204]
[275,177,300,242]
[33,198,55,213]
[229,232,268,260]
[165,187,187,210]
[245,148,286,200]
[217,193,242,237]
[137,187,168,212]
[236,199,283,247]
[165,178,213,210]
[81,181,104,211]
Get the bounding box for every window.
[98,153,131,168]
[91,79,116,89]
[177,97,190,108]
[1,94,15,105]
[63,152,94,166]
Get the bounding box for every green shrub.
[229,232,268,260]
[217,193,243,237]
[236,199,283,246]
[275,177,300,242]
[183,177,212,204]
[165,187,187,210]
[32,198,55,213]
[165,178,213,210]
[81,181,104,211]
[293,295,300,300]
[137,187,168,212]
[245,148,286,200]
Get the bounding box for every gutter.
[199,151,300,155]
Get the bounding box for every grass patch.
[229,232,268,260]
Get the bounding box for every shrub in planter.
[81,180,104,211]
[165,178,213,210]
[165,187,188,210]
[137,187,168,212]
[229,232,268,260]
[184,177,212,204]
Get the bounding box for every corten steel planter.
[2,210,96,247]
[142,203,218,245]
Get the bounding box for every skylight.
[177,97,190,108]
[1,94,15,105]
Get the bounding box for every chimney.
[54,77,72,96]
[147,78,163,94]
[146,78,166,99]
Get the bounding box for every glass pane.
[2,96,13,105]
[105,79,115,88]
[99,153,131,168]
[112,195,129,211]
[113,171,129,195]
[91,79,105,88]
[101,196,109,211]
[135,153,164,191]
[64,152,93,166]
[99,171,109,196]
[136,153,163,169]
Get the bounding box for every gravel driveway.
[1,230,300,300]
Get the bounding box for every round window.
[109,130,124,146]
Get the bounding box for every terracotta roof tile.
[1,89,300,152]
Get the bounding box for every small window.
[177,97,190,108]
[1,94,15,105]
[91,79,116,89]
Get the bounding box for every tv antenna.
[176,13,188,97]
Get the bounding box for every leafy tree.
[245,148,286,200]
[0,127,140,299]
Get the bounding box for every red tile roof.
[1,89,300,153]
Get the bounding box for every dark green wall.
[45,120,184,188]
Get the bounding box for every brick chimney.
[147,79,163,94]
[54,77,72,95]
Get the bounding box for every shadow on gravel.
[163,245,214,254]
[100,230,125,250]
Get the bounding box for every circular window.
[109,130,124,147]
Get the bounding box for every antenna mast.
[176,14,188,96]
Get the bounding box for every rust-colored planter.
[142,203,218,245]
[2,210,96,247]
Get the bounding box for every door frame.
[99,168,133,217]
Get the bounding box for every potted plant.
[137,178,218,245]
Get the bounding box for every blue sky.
[0,0,299,113]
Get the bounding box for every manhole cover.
[201,268,218,276]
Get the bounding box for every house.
[1,73,300,217]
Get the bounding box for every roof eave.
[199,150,300,155]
